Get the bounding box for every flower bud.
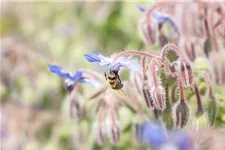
[205,96,217,126]
[106,118,121,144]
[192,112,208,130]
[130,71,143,95]
[70,99,80,119]
[180,37,196,62]
[93,121,106,145]
[162,106,173,129]
[178,59,193,86]
[173,100,190,128]
[142,81,154,108]
[150,86,166,110]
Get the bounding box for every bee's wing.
[115,89,126,97]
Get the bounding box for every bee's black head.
[109,69,118,75]
[108,69,118,80]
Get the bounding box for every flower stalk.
[193,82,204,115]
[112,50,160,65]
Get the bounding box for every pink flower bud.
[178,58,193,86]
[70,99,81,120]
[142,81,154,108]
[173,100,190,128]
[179,37,197,62]
[130,71,143,95]
[106,118,121,144]
[150,86,166,110]
[93,121,106,145]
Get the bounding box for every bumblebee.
[105,69,123,90]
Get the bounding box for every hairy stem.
[165,80,170,107]
[161,43,184,59]
[142,57,147,79]
[178,76,184,101]
[193,82,204,114]
[112,50,160,64]
[150,58,158,88]
[172,82,178,104]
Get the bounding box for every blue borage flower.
[170,130,193,150]
[137,6,178,32]
[84,53,142,71]
[140,121,168,147]
[48,64,101,93]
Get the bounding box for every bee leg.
[104,72,107,80]
[118,75,122,84]
[103,86,108,97]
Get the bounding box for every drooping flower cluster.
[48,2,223,147]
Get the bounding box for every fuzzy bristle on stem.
[172,83,178,104]
[142,57,147,79]
[178,75,184,101]
[150,58,158,88]
[142,81,154,108]
[161,43,184,59]
[193,82,204,115]
[112,50,160,64]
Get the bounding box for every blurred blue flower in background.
[137,5,146,13]
[137,6,178,32]
[170,130,194,150]
[140,121,169,148]
[84,53,142,71]
[139,120,194,150]
[48,64,101,93]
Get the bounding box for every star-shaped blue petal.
[84,53,142,71]
[49,64,101,93]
